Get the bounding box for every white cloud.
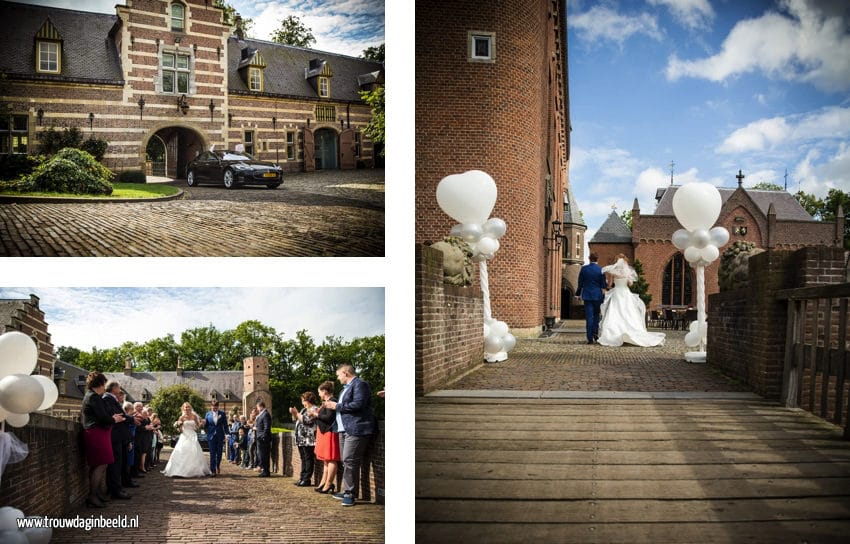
[648,0,714,29]
[717,106,850,153]
[0,288,384,350]
[793,143,850,195]
[666,0,850,92]
[571,5,663,46]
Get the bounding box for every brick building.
[589,174,845,311]
[0,0,383,177]
[415,0,579,336]
[0,293,54,377]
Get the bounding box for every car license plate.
[263,172,277,178]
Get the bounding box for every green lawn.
[0,182,180,199]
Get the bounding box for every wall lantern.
[36,108,44,126]
[544,219,565,251]
[208,99,215,122]
[306,116,311,128]
[137,96,145,120]
[177,94,189,115]
[88,112,94,135]
[339,118,345,129]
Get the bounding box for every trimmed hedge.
[22,148,114,195]
[116,170,147,184]
[0,154,44,181]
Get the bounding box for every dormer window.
[305,58,333,98]
[37,41,60,73]
[171,3,185,32]
[319,76,330,98]
[249,67,263,92]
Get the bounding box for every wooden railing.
[778,283,850,439]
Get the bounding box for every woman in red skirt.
[81,371,124,508]
[314,380,341,494]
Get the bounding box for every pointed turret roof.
[590,211,632,243]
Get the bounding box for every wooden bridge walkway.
[416,394,850,543]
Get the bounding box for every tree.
[752,182,784,191]
[149,383,206,434]
[56,346,81,365]
[794,188,849,248]
[359,86,385,157]
[630,260,652,307]
[271,15,316,48]
[794,190,824,218]
[132,334,179,371]
[215,0,254,37]
[361,43,384,63]
[620,209,633,230]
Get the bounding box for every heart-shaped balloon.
[436,170,498,225]
[672,182,722,231]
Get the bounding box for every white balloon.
[700,244,720,263]
[491,320,509,337]
[0,375,44,414]
[482,217,507,239]
[502,333,517,352]
[475,236,498,258]
[0,331,39,378]
[32,374,59,411]
[709,226,730,247]
[436,170,498,225]
[459,223,483,243]
[671,229,691,250]
[483,323,491,337]
[0,530,27,544]
[0,507,24,530]
[449,224,463,237]
[672,182,722,231]
[0,403,7,422]
[5,412,29,427]
[471,252,488,262]
[685,329,701,348]
[22,520,52,544]
[484,334,504,354]
[684,246,701,263]
[691,228,710,249]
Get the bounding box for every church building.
[588,172,845,311]
[0,0,383,177]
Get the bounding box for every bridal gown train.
[598,277,666,347]
[163,420,211,478]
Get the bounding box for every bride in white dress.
[598,255,665,347]
[163,402,211,478]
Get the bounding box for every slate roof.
[227,37,383,101]
[654,186,814,221]
[563,184,585,225]
[54,359,90,400]
[0,1,123,84]
[590,211,632,243]
[103,370,243,404]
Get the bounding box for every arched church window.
[662,253,693,307]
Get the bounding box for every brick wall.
[708,246,846,399]
[416,244,484,395]
[279,425,385,504]
[0,413,88,515]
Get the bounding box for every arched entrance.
[145,135,166,176]
[560,278,573,319]
[141,125,206,180]
[314,128,338,170]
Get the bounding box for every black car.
[170,430,219,452]
[186,150,282,189]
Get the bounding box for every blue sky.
[568,0,850,244]
[0,288,385,350]
[19,0,384,57]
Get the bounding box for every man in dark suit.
[576,252,608,344]
[323,364,377,507]
[204,400,229,476]
[254,400,272,477]
[102,381,138,500]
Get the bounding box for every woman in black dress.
[81,371,125,508]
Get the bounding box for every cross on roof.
[736,169,745,187]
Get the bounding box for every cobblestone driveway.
[0,169,384,256]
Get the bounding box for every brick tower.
[243,356,271,417]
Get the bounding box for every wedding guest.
[228,416,240,463]
[150,414,163,467]
[255,400,272,477]
[123,401,137,482]
[102,381,136,500]
[132,402,151,477]
[314,381,340,494]
[237,427,247,465]
[324,364,377,507]
[81,371,125,508]
[289,391,318,487]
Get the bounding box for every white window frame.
[244,130,254,155]
[318,76,330,98]
[37,41,60,73]
[468,31,496,63]
[171,3,185,32]
[286,131,295,160]
[249,67,263,92]
[161,51,191,94]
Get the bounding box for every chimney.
[123,356,132,376]
[234,15,244,40]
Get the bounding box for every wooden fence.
[779,283,850,438]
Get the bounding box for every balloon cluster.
[436,170,516,362]
[0,332,59,428]
[0,506,51,544]
[671,183,730,350]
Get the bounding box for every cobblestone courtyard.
[0,169,384,256]
[51,449,385,543]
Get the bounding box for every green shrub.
[116,170,147,183]
[23,148,113,195]
[0,154,44,181]
[80,138,109,162]
[37,126,84,156]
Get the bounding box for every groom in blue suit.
[576,252,607,344]
[204,401,229,475]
